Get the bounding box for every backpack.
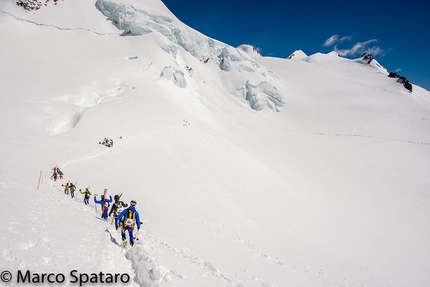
[123,208,136,227]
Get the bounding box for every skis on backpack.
[94,193,98,216]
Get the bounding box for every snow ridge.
[95,0,251,67]
[95,0,286,111]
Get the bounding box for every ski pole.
[37,170,42,190]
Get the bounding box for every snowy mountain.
[1,1,430,287]
[287,49,307,60]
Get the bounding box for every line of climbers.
[53,166,141,247]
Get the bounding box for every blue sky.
[162,0,430,91]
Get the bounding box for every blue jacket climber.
[115,200,141,246]
[94,194,112,220]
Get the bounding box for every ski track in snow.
[62,146,112,170]
[10,178,364,287]
[124,217,364,287]
[315,132,430,145]
[285,127,430,146]
[0,10,118,36]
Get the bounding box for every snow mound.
[42,104,84,136]
[304,51,343,63]
[41,80,132,135]
[287,49,307,60]
[237,44,262,58]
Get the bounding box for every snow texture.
[1,0,430,287]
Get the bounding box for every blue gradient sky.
[162,0,430,91]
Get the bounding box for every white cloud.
[365,46,384,56]
[323,35,339,47]
[339,35,353,42]
[334,39,384,57]
[322,35,353,47]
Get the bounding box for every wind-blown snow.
[1,0,430,287]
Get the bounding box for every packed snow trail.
[1,176,361,287]
[1,176,207,287]
[1,179,142,287]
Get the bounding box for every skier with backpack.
[58,169,64,179]
[115,200,141,247]
[109,194,128,224]
[62,182,70,194]
[51,171,58,181]
[51,166,61,181]
[69,182,76,198]
[80,187,92,205]
[94,193,112,220]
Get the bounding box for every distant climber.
[99,138,113,147]
[185,65,193,76]
[51,166,62,181]
[200,57,209,64]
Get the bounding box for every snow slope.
[1,0,430,286]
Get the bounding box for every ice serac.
[160,66,186,88]
[237,81,284,112]
[94,0,286,111]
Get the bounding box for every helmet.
[130,200,137,206]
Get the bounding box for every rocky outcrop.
[388,72,413,92]
[16,0,61,11]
